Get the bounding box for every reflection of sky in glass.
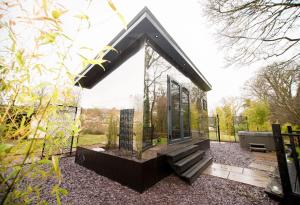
[144,43,208,141]
[80,48,144,109]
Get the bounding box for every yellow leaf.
[52,156,61,178]
[117,12,127,29]
[74,13,90,28]
[39,32,57,44]
[107,0,127,29]
[97,45,118,59]
[101,45,118,53]
[16,50,24,68]
[42,0,48,16]
[74,14,89,20]
[52,10,61,19]
[107,0,117,11]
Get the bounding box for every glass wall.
[79,48,144,152]
[142,40,209,148]
[78,39,209,159]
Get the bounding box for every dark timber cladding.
[75,7,211,91]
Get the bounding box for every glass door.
[168,76,191,143]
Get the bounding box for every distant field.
[75,134,107,147]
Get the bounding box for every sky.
[2,0,262,111]
[73,0,262,112]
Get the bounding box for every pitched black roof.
[75,7,212,91]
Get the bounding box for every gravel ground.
[208,142,255,167]
[25,157,279,205]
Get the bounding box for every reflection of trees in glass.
[107,113,118,149]
[155,89,167,134]
[182,88,190,137]
[144,44,170,133]
[188,84,209,138]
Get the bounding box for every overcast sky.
[72,0,263,112]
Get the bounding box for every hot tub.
[238,131,275,151]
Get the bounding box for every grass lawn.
[75,134,107,147]
[7,134,107,156]
[154,137,168,145]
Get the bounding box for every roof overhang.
[75,7,212,91]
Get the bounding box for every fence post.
[217,114,220,142]
[245,116,249,131]
[287,126,300,186]
[272,124,292,197]
[69,106,78,156]
[41,140,46,159]
[70,135,74,156]
[232,116,236,142]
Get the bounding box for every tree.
[214,97,241,136]
[144,44,170,128]
[244,62,300,125]
[205,0,300,65]
[0,0,125,204]
[243,99,271,131]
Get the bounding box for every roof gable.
[75,7,211,91]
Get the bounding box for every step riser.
[168,146,200,162]
[250,147,267,152]
[249,143,266,148]
[186,158,213,184]
[174,152,205,174]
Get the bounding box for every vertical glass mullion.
[180,85,183,140]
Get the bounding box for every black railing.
[272,124,300,204]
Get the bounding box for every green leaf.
[52,10,62,19]
[27,107,34,117]
[38,159,51,165]
[8,27,16,52]
[0,143,13,154]
[56,189,61,205]
[52,87,59,100]
[59,187,68,196]
[52,156,61,178]
[37,126,46,133]
[39,32,58,44]
[16,50,25,68]
[20,116,26,128]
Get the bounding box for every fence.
[40,105,80,158]
[208,115,249,142]
[270,124,300,203]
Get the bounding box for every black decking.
[75,138,210,192]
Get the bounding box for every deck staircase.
[164,145,212,184]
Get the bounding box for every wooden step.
[249,143,266,148]
[181,157,213,184]
[165,145,199,162]
[250,147,267,152]
[173,150,205,174]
